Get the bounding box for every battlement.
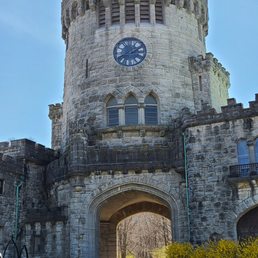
[189,53,230,81]
[182,94,258,128]
[0,139,56,165]
[61,0,208,40]
[49,103,63,121]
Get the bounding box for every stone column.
[100,222,116,258]
[150,0,156,25]
[135,0,140,27]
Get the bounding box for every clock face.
[113,37,147,67]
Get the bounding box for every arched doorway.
[237,206,258,240]
[97,190,173,258]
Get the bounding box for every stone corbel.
[150,0,156,4]
[164,0,171,7]
[118,0,125,5]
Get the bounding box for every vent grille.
[125,0,135,23]
[140,0,150,22]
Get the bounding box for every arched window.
[112,0,120,24]
[107,97,119,126]
[155,0,163,23]
[125,95,138,125]
[237,140,249,164]
[255,139,258,162]
[99,0,106,27]
[125,0,135,23]
[140,0,150,22]
[144,95,158,125]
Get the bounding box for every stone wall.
[184,95,258,243]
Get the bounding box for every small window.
[155,0,163,23]
[99,0,106,26]
[33,235,41,254]
[237,140,250,177]
[255,139,258,163]
[144,95,158,125]
[140,0,150,22]
[125,95,138,125]
[238,140,249,165]
[0,180,3,195]
[71,2,79,20]
[125,0,135,23]
[107,97,119,127]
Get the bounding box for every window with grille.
[140,0,150,22]
[0,179,3,195]
[155,0,163,23]
[144,95,158,125]
[125,95,138,125]
[125,0,135,23]
[112,0,120,24]
[99,0,106,26]
[237,140,250,177]
[107,97,119,127]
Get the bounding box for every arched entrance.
[237,206,258,240]
[95,188,175,258]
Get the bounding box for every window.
[237,140,250,176]
[140,0,150,22]
[107,97,119,127]
[125,0,135,23]
[155,0,163,23]
[144,95,158,125]
[99,0,106,26]
[0,180,3,195]
[112,0,120,24]
[125,95,138,125]
[71,1,79,21]
[255,139,258,162]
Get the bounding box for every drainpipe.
[14,180,23,240]
[183,132,191,242]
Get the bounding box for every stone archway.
[237,206,258,240]
[89,183,179,258]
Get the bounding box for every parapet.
[189,53,230,80]
[0,152,23,174]
[182,94,258,128]
[61,0,208,39]
[0,139,56,165]
[49,103,63,121]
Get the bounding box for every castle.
[1,0,258,257]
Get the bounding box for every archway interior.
[117,212,172,258]
[237,206,258,240]
[98,190,172,258]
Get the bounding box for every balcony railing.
[229,163,258,178]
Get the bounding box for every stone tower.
[47,0,231,257]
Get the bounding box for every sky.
[0,1,257,147]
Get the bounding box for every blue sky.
[0,1,257,147]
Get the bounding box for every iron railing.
[229,163,258,178]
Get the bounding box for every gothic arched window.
[125,95,138,125]
[140,0,150,22]
[144,95,158,125]
[255,139,258,163]
[107,97,119,126]
[155,0,163,23]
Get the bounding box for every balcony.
[229,163,258,179]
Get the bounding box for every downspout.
[14,180,23,240]
[13,160,27,240]
[183,132,191,242]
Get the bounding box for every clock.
[113,37,147,67]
